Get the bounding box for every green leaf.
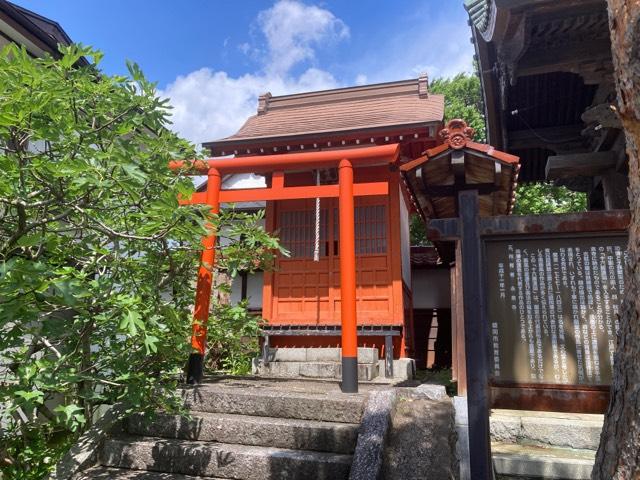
[54,404,86,431]
[15,389,44,404]
[119,309,144,336]
[122,163,148,183]
[144,334,159,354]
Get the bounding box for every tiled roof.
[400,119,520,219]
[410,246,442,267]
[204,76,444,151]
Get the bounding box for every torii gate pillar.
[186,168,221,384]
[338,159,358,393]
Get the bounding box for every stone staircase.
[74,380,366,479]
[490,409,603,479]
[253,347,380,380]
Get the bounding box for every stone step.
[257,361,379,380]
[181,384,365,423]
[101,435,352,480]
[75,466,223,479]
[492,442,595,480]
[267,347,379,364]
[126,411,359,454]
[491,409,603,450]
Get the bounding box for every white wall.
[221,173,267,210]
[411,268,451,309]
[218,173,268,309]
[230,272,264,310]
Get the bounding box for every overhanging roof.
[400,119,520,219]
[465,0,612,183]
[0,1,84,62]
[204,76,444,155]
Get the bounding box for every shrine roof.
[400,119,520,220]
[204,76,444,154]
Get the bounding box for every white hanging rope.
[313,170,321,262]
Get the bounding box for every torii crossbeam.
[170,143,401,392]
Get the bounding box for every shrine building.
[212,77,442,365]
[176,76,519,388]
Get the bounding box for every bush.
[0,45,282,478]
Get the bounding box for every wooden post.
[339,159,358,393]
[187,167,221,384]
[451,264,458,384]
[602,171,630,210]
[453,243,467,395]
[458,189,492,479]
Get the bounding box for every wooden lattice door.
[271,196,393,325]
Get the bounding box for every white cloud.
[160,0,346,146]
[160,1,475,147]
[257,0,349,76]
[161,68,339,146]
[350,6,474,84]
[354,74,368,85]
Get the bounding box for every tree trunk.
[593,1,640,478]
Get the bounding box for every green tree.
[0,44,281,478]
[512,182,587,215]
[430,72,486,142]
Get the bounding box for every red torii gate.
[170,143,401,392]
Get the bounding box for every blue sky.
[15,1,474,145]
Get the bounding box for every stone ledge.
[491,410,603,450]
[349,389,396,480]
[492,442,595,480]
[266,347,380,364]
[376,358,415,380]
[101,435,353,480]
[50,403,128,480]
[75,466,217,479]
[126,411,359,454]
[181,384,366,423]
[256,361,379,380]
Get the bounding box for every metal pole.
[458,189,493,478]
[338,159,358,393]
[187,167,221,384]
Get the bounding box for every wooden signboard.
[485,235,628,386]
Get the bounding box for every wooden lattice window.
[333,204,387,255]
[279,209,328,258]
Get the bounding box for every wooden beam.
[424,183,498,197]
[451,150,465,179]
[516,39,611,77]
[494,162,502,186]
[545,151,617,180]
[582,103,623,129]
[272,171,285,189]
[478,209,630,236]
[508,125,584,151]
[171,143,400,174]
[179,181,389,205]
[426,218,460,241]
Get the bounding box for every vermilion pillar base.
[341,357,358,392]
[186,352,204,385]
